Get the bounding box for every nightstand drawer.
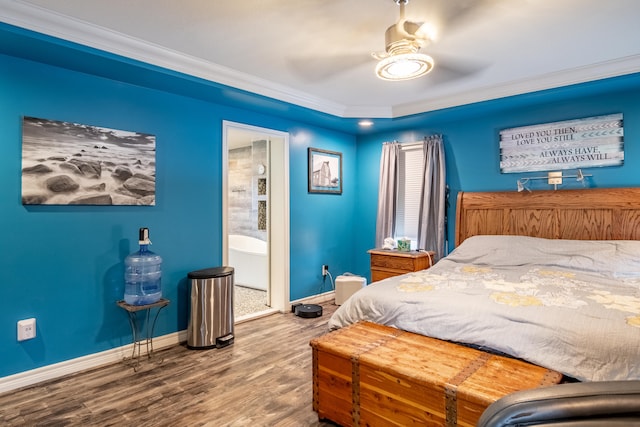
[371,269,399,282]
[370,253,415,270]
[368,249,435,283]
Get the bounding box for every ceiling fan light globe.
[375,53,434,81]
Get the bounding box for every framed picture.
[308,147,342,194]
[21,116,156,206]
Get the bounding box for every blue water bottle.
[124,227,162,305]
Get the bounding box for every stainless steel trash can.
[187,266,234,349]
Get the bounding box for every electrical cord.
[319,269,335,294]
[417,249,434,267]
[326,270,335,290]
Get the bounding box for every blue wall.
[352,75,640,278]
[0,51,356,378]
[2,22,640,380]
[289,127,358,300]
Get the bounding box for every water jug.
[124,227,162,305]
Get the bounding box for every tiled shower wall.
[228,140,267,241]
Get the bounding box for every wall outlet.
[322,264,329,276]
[17,318,36,341]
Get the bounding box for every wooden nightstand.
[368,249,435,282]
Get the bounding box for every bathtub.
[228,234,268,291]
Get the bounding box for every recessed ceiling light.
[358,120,374,127]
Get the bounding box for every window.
[395,145,423,247]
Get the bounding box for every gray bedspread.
[329,235,640,381]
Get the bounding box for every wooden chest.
[310,321,562,427]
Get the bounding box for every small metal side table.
[116,298,170,371]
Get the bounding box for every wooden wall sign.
[499,113,623,173]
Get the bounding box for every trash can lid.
[187,266,234,279]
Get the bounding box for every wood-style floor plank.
[0,303,339,426]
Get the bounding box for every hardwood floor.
[0,302,338,426]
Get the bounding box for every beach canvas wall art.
[21,117,156,205]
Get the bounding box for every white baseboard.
[290,290,335,306]
[0,330,187,394]
[0,291,336,394]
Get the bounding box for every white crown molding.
[0,0,349,117]
[342,105,395,119]
[388,55,640,119]
[2,1,639,121]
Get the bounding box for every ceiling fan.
[372,0,435,81]
[287,0,492,85]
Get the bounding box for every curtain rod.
[400,141,423,148]
[383,134,442,148]
[382,140,422,148]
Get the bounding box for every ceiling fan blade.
[428,0,507,33]
[425,52,489,85]
[286,53,373,83]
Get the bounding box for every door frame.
[222,120,290,313]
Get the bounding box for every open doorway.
[222,121,290,322]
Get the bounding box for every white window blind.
[395,145,423,246]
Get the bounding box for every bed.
[329,187,640,382]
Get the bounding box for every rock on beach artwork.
[21,117,156,205]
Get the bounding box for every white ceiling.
[2,0,640,119]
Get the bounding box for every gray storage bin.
[187,266,234,349]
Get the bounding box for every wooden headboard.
[455,187,640,246]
